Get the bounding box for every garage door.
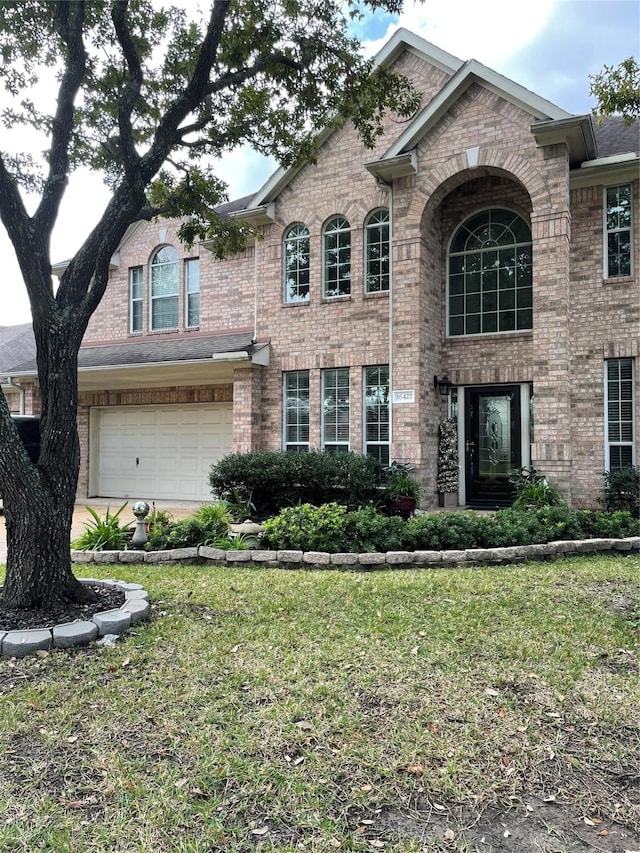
[94,404,233,501]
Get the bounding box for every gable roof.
[245,29,571,210]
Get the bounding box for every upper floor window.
[365,209,390,293]
[605,184,632,278]
[364,364,390,466]
[129,266,143,333]
[448,209,532,337]
[184,258,200,327]
[322,367,350,451]
[323,217,351,298]
[284,224,310,303]
[283,370,310,451]
[150,245,179,330]
[605,358,635,469]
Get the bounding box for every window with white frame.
[364,365,390,466]
[605,184,632,278]
[365,209,390,293]
[150,245,179,330]
[184,258,200,327]
[322,368,350,451]
[448,209,532,336]
[323,217,351,298]
[129,266,143,333]
[605,358,635,469]
[284,371,310,451]
[284,224,310,303]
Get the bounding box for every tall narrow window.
[364,365,390,466]
[605,358,635,469]
[284,224,310,303]
[365,209,390,293]
[150,246,179,330]
[129,266,143,333]
[185,258,200,327]
[605,184,632,278]
[322,368,350,451]
[284,371,310,451]
[323,217,351,298]
[448,209,532,336]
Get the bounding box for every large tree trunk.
[0,317,97,609]
[2,486,94,608]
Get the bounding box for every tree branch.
[32,1,87,243]
[110,0,144,185]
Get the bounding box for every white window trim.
[321,367,350,451]
[604,358,636,470]
[283,223,311,304]
[149,246,179,331]
[283,370,310,452]
[184,257,200,328]
[603,183,634,280]
[129,266,143,334]
[364,209,390,294]
[322,217,351,300]
[446,207,533,339]
[362,364,390,463]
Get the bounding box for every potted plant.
[384,469,421,519]
[437,418,459,507]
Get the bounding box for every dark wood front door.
[465,386,521,507]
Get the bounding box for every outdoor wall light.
[434,374,453,396]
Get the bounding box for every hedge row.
[261,504,640,553]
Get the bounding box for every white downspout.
[7,378,25,415]
[253,235,259,342]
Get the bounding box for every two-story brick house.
[7,29,639,507]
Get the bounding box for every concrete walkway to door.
[0,498,204,564]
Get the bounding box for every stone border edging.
[71,536,640,569]
[0,579,151,659]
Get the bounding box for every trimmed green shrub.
[262,503,349,552]
[209,450,383,515]
[576,509,640,539]
[345,506,406,552]
[600,467,640,517]
[403,512,490,550]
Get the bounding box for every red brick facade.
[16,32,639,508]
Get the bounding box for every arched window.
[150,245,179,330]
[365,209,390,293]
[448,209,532,336]
[283,224,310,303]
[323,216,351,298]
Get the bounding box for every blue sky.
[2,0,638,325]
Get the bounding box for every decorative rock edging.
[70,536,640,569]
[0,579,151,659]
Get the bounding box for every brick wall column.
[530,207,573,499]
[231,366,263,453]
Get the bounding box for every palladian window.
[448,209,532,336]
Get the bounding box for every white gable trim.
[383,59,570,160]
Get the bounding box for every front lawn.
[1,557,639,852]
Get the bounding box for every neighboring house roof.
[8,332,269,377]
[593,117,640,157]
[0,323,36,376]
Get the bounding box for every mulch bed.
[0,585,125,632]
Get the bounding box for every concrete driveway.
[0,499,204,564]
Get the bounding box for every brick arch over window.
[410,148,551,232]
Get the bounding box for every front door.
[465,386,521,507]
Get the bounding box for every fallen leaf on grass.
[174,778,189,789]
[485,688,498,697]
[444,828,455,840]
[251,827,269,836]
[27,700,44,712]
[294,720,313,730]
[66,735,78,744]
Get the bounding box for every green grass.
[0,556,639,852]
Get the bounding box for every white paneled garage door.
[94,404,233,501]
